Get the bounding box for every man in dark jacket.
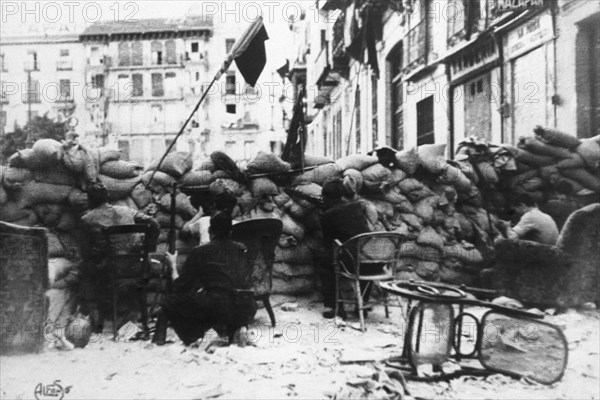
[319,180,379,319]
[160,212,256,346]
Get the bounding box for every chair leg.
[383,286,390,319]
[334,272,340,325]
[354,280,365,332]
[261,294,276,327]
[112,282,118,341]
[140,283,149,338]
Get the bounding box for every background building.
[287,0,599,158]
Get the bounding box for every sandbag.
[292,182,322,199]
[397,178,424,195]
[335,154,378,172]
[0,202,31,222]
[130,184,153,209]
[358,198,380,228]
[155,212,185,230]
[32,139,62,164]
[343,169,363,195]
[112,197,138,210]
[209,178,241,197]
[67,189,88,209]
[554,176,585,194]
[48,257,76,287]
[62,143,100,181]
[539,165,560,181]
[418,144,447,175]
[390,169,407,185]
[512,186,545,203]
[406,187,434,203]
[286,199,315,219]
[560,168,600,192]
[475,161,499,184]
[99,175,141,201]
[32,163,79,186]
[0,185,7,204]
[8,149,40,169]
[181,170,213,187]
[148,152,193,178]
[281,214,305,241]
[246,151,291,174]
[100,160,142,179]
[555,152,586,170]
[395,148,419,174]
[32,204,64,227]
[575,136,600,169]
[56,212,77,232]
[443,244,484,265]
[250,178,280,199]
[160,192,197,219]
[273,191,291,208]
[48,232,65,258]
[520,176,543,192]
[300,154,335,168]
[274,242,315,264]
[399,213,423,231]
[415,261,440,281]
[511,147,555,167]
[15,181,72,207]
[439,262,478,286]
[142,170,176,189]
[377,188,413,213]
[210,151,241,179]
[98,147,122,164]
[370,199,394,218]
[294,163,342,185]
[196,159,216,172]
[455,213,474,240]
[534,126,581,149]
[2,167,33,188]
[518,136,573,159]
[361,164,392,192]
[56,232,82,261]
[399,241,441,262]
[237,190,257,214]
[417,226,445,252]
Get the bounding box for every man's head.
[322,179,345,209]
[512,193,536,216]
[213,192,237,214]
[87,180,109,208]
[209,211,232,240]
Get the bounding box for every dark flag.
[228,16,269,87]
[276,59,290,80]
[282,87,307,168]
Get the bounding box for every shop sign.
[504,11,553,60]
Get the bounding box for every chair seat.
[339,272,394,281]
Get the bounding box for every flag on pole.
[226,16,269,87]
[282,87,307,168]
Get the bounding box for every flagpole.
[145,57,233,189]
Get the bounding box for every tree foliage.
[0,113,67,162]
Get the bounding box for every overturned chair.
[230,218,283,327]
[490,203,599,308]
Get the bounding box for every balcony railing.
[56,59,73,70]
[331,10,349,73]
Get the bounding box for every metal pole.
[26,70,33,148]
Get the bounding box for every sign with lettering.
[504,11,553,60]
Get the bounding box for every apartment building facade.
[290,0,599,158]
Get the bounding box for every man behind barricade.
[159,212,256,346]
[497,193,559,245]
[79,180,159,333]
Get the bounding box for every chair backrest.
[102,224,154,279]
[336,232,405,276]
[230,218,283,293]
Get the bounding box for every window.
[0,53,6,71]
[59,79,71,101]
[117,74,130,100]
[191,42,199,53]
[226,104,236,114]
[226,39,236,53]
[388,43,404,149]
[416,96,434,145]
[226,71,236,95]
[90,46,102,66]
[151,41,163,65]
[23,79,39,103]
[26,51,38,70]
[195,71,200,81]
[132,74,143,97]
[165,40,177,64]
[60,49,69,57]
[404,0,428,72]
[131,42,143,66]
[151,104,163,123]
[165,72,177,97]
[118,42,130,66]
[92,74,105,89]
[151,73,164,97]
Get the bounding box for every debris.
[281,302,299,312]
[339,349,378,364]
[416,363,436,377]
[441,361,462,375]
[581,302,597,310]
[491,296,524,309]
